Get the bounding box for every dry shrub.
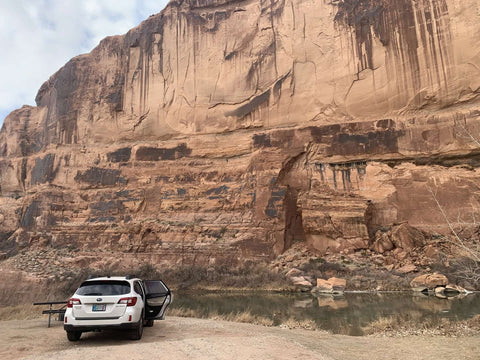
[279,317,317,330]
[363,314,480,336]
[47,261,285,292]
[1,259,287,306]
[223,310,274,327]
[168,307,274,327]
[159,262,286,290]
[0,304,40,320]
[168,307,199,318]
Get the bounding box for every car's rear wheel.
[130,315,143,340]
[66,330,82,341]
[144,319,154,327]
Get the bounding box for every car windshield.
[76,280,131,296]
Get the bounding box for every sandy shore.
[0,316,478,360]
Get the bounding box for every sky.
[0,0,169,127]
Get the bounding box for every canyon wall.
[0,0,479,270]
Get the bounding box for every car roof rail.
[125,274,136,280]
[87,274,110,280]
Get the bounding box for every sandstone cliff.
[0,0,479,273]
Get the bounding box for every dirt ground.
[0,316,479,360]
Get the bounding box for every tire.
[66,331,82,341]
[144,319,154,327]
[130,315,144,340]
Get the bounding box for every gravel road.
[1,316,479,360]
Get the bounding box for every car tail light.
[67,298,81,308]
[118,297,137,306]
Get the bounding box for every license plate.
[92,304,106,311]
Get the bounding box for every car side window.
[134,281,144,298]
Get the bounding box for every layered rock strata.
[0,0,480,270]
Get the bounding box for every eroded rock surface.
[0,0,480,272]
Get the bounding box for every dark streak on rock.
[21,201,40,228]
[136,143,192,161]
[31,154,57,185]
[265,187,286,218]
[74,167,126,186]
[0,231,17,258]
[107,147,132,163]
[330,129,403,156]
[225,90,270,119]
[90,200,124,213]
[87,217,116,223]
[333,0,452,103]
[309,124,342,143]
[36,59,80,145]
[206,185,229,195]
[21,159,28,189]
[253,134,272,148]
[308,121,403,156]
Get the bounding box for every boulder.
[439,284,468,296]
[289,276,313,292]
[372,231,394,254]
[434,286,446,295]
[329,277,347,292]
[391,224,425,251]
[314,278,333,293]
[312,277,346,294]
[433,285,468,298]
[410,273,449,291]
[393,249,408,261]
[445,284,467,294]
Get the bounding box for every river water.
[171,291,480,335]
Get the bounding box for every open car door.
[143,280,172,320]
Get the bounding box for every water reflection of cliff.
[172,292,480,335]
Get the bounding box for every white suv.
[64,276,172,341]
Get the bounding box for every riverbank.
[1,316,479,360]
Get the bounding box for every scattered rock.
[348,275,376,291]
[424,245,440,260]
[393,248,408,261]
[372,232,394,254]
[285,268,303,277]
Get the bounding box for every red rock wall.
[0,0,479,266]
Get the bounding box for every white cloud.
[0,0,169,126]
